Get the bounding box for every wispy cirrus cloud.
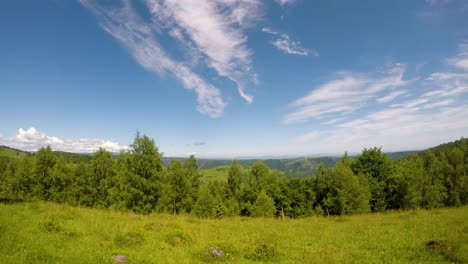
[0,127,126,153]
[291,44,468,153]
[81,0,263,117]
[377,90,408,103]
[447,43,468,71]
[262,27,317,57]
[284,64,409,123]
[292,99,468,153]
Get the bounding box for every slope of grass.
[0,146,29,158]
[0,202,466,263]
[199,166,242,182]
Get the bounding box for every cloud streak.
[0,128,126,153]
[262,27,317,57]
[291,44,468,153]
[284,64,409,123]
[275,0,296,6]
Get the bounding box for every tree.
[446,147,464,206]
[163,159,193,214]
[393,155,425,209]
[33,146,57,200]
[108,133,164,213]
[252,190,276,217]
[87,148,116,207]
[193,185,217,218]
[184,155,201,206]
[0,156,33,201]
[352,147,394,211]
[228,160,242,196]
[321,156,370,215]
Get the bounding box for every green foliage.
[107,133,164,213]
[318,155,370,215]
[162,159,195,214]
[252,191,276,217]
[0,136,467,219]
[227,160,242,196]
[393,155,425,209]
[193,185,217,218]
[352,147,394,212]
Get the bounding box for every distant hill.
[1,144,417,176]
[0,146,30,159]
[188,150,417,177]
[0,146,91,164]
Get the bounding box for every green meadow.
[199,166,233,182]
[0,202,466,264]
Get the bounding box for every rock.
[113,255,127,263]
[211,247,224,257]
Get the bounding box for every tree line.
[0,133,467,217]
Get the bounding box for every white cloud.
[323,117,345,125]
[81,0,262,117]
[377,90,408,103]
[284,64,409,123]
[294,131,320,143]
[447,43,468,71]
[292,45,468,153]
[293,101,468,153]
[146,0,262,103]
[262,27,317,57]
[275,0,296,6]
[0,127,126,153]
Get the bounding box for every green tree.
[33,146,57,200]
[228,160,242,196]
[163,159,193,214]
[252,190,276,217]
[321,156,370,215]
[0,156,33,201]
[352,147,394,211]
[108,133,164,213]
[446,147,464,206]
[184,155,201,206]
[87,148,116,207]
[193,184,217,218]
[393,155,425,209]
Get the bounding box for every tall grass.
[0,202,466,263]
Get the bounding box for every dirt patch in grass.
[425,240,465,263]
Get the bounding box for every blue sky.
[1,0,468,157]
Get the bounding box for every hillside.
[197,150,417,178]
[0,202,466,263]
[0,146,30,158]
[0,146,92,164]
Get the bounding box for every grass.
[0,146,28,159]
[0,202,467,263]
[199,166,246,183]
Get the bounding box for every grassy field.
[199,166,245,182]
[0,146,28,159]
[0,202,466,263]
